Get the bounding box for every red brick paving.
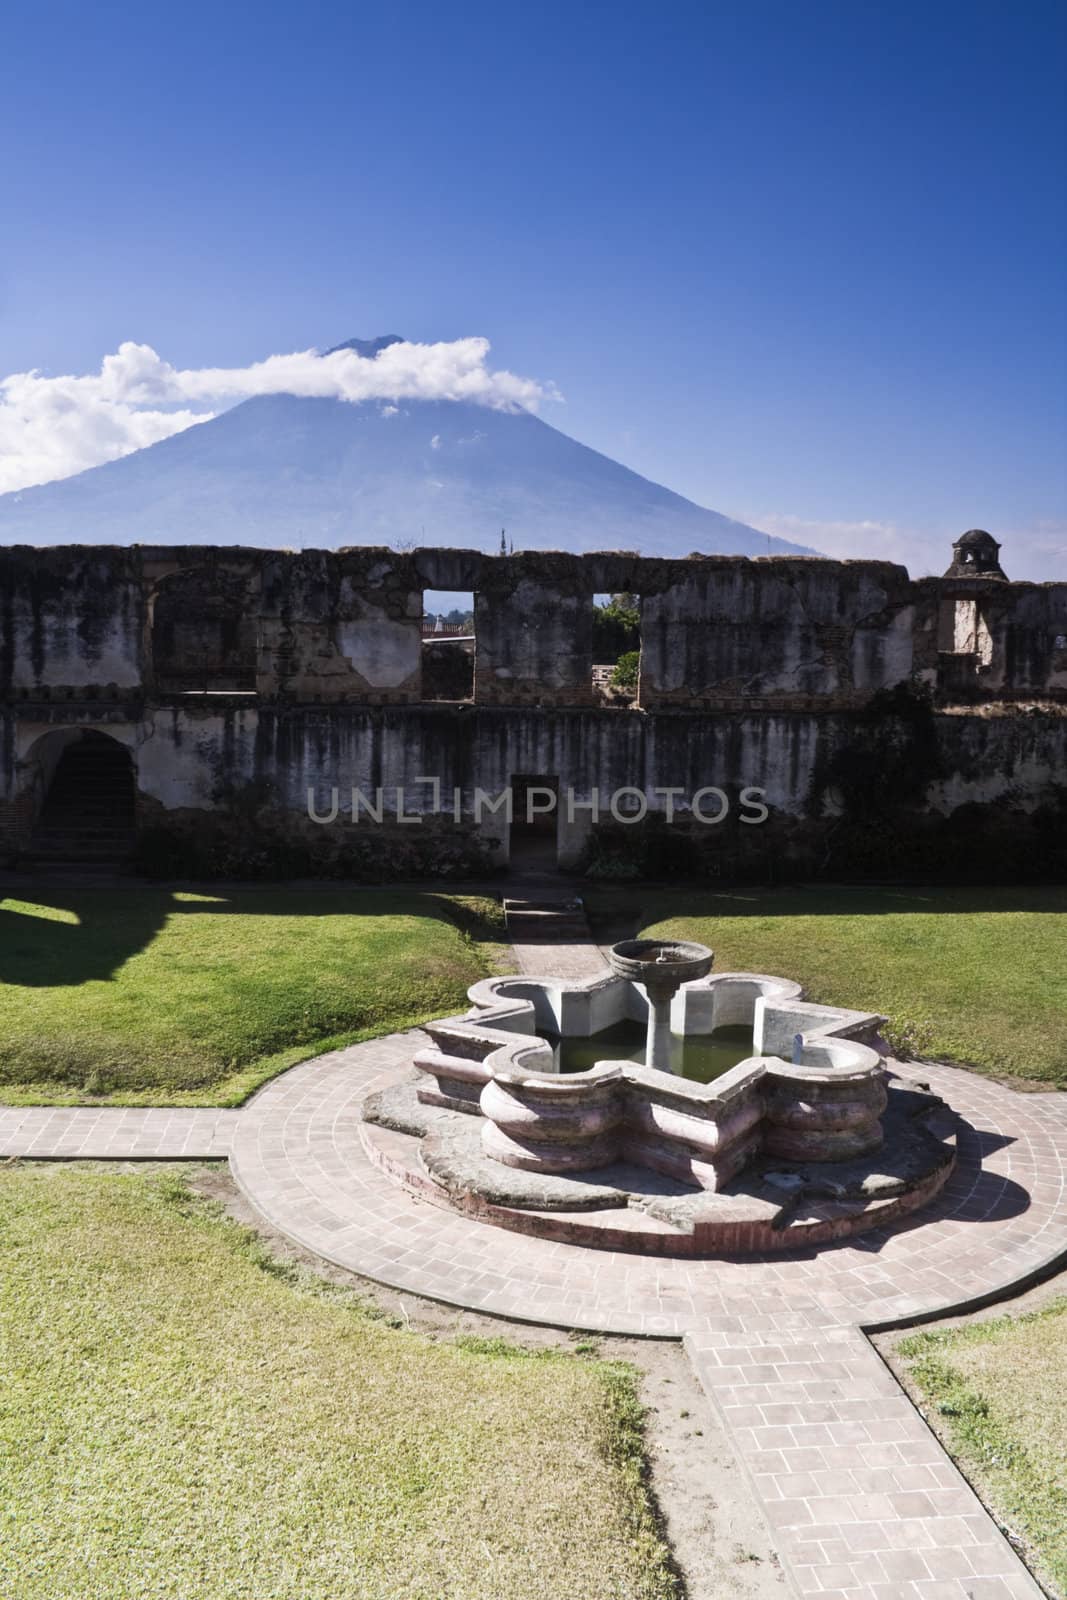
[229,1035,1066,1599]
[4,1027,1063,1598]
[0,1105,238,1158]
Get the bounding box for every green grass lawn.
[893,1301,1067,1595]
[589,884,1067,1085]
[0,889,504,1105]
[0,1163,677,1600]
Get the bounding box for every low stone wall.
[618,1062,765,1189]
[481,1064,623,1172]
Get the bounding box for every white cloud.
[746,512,942,574]
[746,512,1067,581]
[0,336,559,494]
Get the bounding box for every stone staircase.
[503,894,590,944]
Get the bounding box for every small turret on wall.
[942,529,1008,582]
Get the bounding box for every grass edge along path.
[892,1299,1067,1597]
[0,1162,681,1600]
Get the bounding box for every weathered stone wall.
[637,558,919,709]
[3,697,1064,867]
[0,547,143,696]
[474,554,595,705]
[2,543,1065,708]
[2,543,1066,868]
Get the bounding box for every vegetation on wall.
[611,649,641,689]
[808,683,942,875]
[579,812,773,885]
[577,781,1067,888]
[133,778,500,882]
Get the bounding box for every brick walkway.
[508,908,610,980]
[228,1034,1066,1600]
[0,1105,239,1158]
[4,1000,1066,1597]
[511,936,609,979]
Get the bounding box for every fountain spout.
[607,939,714,1072]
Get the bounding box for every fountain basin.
[356,965,960,1256]
[608,938,715,987]
[411,967,889,1186]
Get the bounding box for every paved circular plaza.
[229,1030,1067,1340]
[224,1031,1067,1600]
[4,1028,1064,1598]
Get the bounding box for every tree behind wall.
[592,596,640,663]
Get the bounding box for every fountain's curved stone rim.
[428,970,882,1096]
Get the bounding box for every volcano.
[0,335,811,556]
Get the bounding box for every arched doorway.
[27,730,136,863]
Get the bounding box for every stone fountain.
[607,938,714,1071]
[359,946,957,1258]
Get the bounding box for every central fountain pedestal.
[608,939,714,1071]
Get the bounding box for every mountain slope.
[0,342,810,556]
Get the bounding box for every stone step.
[503,897,584,914]
[504,895,593,946]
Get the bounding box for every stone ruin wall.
[1,543,1065,864]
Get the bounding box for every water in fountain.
[547,1020,754,1083]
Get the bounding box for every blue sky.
[1,0,1064,576]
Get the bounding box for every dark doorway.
[508,774,559,872]
[29,732,136,864]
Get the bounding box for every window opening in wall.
[421,590,475,701]
[591,592,641,704]
[151,570,258,694]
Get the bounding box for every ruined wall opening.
[951,597,994,665]
[150,569,258,694]
[937,594,995,696]
[508,774,559,871]
[591,592,641,704]
[421,591,475,702]
[26,729,136,863]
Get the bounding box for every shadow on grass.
[0,886,499,989]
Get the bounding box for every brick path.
[228,1035,1066,1600]
[511,935,609,979]
[4,1002,1066,1597]
[0,1105,238,1158]
[508,905,610,980]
